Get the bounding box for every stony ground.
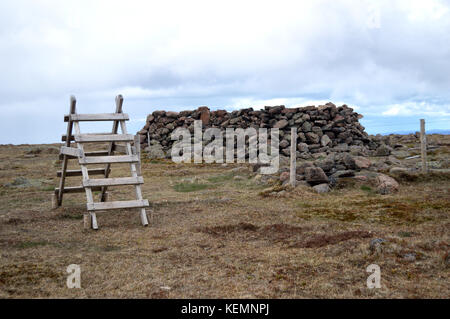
[0,138,449,298]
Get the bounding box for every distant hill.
[380,129,450,135]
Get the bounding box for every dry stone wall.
[137,103,379,159]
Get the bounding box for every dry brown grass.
[0,143,449,298]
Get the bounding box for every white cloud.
[0,0,450,143]
[381,101,450,117]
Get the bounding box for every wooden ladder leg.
[57,96,76,206]
[73,115,98,230]
[90,212,98,230]
[120,117,149,227]
[140,208,149,226]
[134,134,148,225]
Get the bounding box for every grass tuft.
[207,174,234,183]
[15,241,49,249]
[173,182,210,192]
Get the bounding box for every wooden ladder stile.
[54,95,150,230]
[56,95,76,207]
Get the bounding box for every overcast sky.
[1,0,449,144]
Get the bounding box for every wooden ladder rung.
[65,113,129,122]
[57,168,105,177]
[75,134,135,143]
[54,185,102,194]
[59,150,110,160]
[62,132,112,142]
[60,146,83,157]
[87,199,149,211]
[83,176,144,187]
[79,155,139,165]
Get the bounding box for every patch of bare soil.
[196,223,371,248]
[290,230,373,248]
[195,222,307,242]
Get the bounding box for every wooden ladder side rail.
[119,118,149,226]
[72,114,98,230]
[57,96,76,206]
[99,95,123,202]
[134,134,142,176]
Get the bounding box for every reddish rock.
[198,106,210,125]
[214,110,227,117]
[274,119,289,129]
[376,174,399,195]
[354,156,371,169]
[305,167,329,185]
[333,114,345,123]
[281,108,297,114]
[166,111,179,118]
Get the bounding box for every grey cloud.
[0,0,449,144]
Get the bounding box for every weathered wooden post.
[134,134,142,176]
[420,119,427,173]
[290,127,297,187]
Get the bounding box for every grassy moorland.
[0,139,448,298]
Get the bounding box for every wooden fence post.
[290,127,297,187]
[420,119,427,173]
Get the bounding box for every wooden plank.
[66,113,129,122]
[75,134,135,143]
[83,176,144,187]
[60,146,83,158]
[59,150,110,160]
[73,118,98,230]
[57,95,76,206]
[57,168,105,177]
[87,199,149,211]
[54,185,102,194]
[119,114,149,226]
[91,213,98,230]
[134,134,142,176]
[61,134,74,142]
[62,132,112,142]
[79,155,139,165]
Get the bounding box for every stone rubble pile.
[138,103,380,160]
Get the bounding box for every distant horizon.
[0,108,448,146]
